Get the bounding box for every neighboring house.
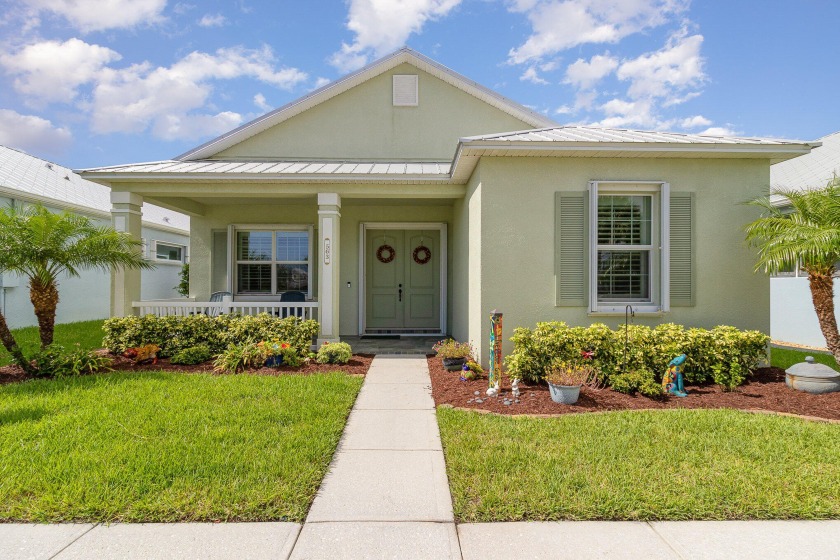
[769,130,840,348]
[0,145,190,329]
[80,48,817,363]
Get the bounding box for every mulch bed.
[428,357,840,421]
[0,353,374,384]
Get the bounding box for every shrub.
[506,322,768,387]
[170,345,212,365]
[713,361,746,392]
[213,342,265,374]
[103,313,319,358]
[609,369,663,398]
[316,342,352,364]
[33,344,112,378]
[433,339,474,359]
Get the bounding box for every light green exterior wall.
[214,63,532,161]
[189,199,455,336]
[469,156,770,364]
[451,164,482,350]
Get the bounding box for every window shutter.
[393,75,418,106]
[669,192,695,306]
[555,192,588,306]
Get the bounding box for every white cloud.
[89,46,308,138]
[616,30,705,101]
[520,66,548,84]
[330,0,463,72]
[680,115,711,128]
[699,126,738,137]
[198,13,226,27]
[313,77,331,89]
[508,0,688,64]
[24,0,167,32]
[253,93,271,111]
[153,111,243,141]
[596,98,657,128]
[0,109,72,155]
[564,54,618,89]
[0,38,121,106]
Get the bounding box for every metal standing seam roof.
[0,145,189,232]
[461,125,818,145]
[771,130,840,191]
[78,126,819,184]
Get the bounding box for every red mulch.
[428,356,840,421]
[0,353,374,384]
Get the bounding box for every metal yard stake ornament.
[488,310,502,396]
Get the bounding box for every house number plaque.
[324,238,331,265]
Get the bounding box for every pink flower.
[581,350,595,360]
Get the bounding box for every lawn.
[770,346,836,370]
[438,407,840,522]
[0,319,105,366]
[0,371,362,522]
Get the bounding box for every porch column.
[317,193,341,343]
[110,191,143,317]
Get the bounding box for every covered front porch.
[107,186,464,345]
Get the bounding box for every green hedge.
[506,322,769,385]
[103,314,319,358]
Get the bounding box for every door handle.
[398,284,403,302]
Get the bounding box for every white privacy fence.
[132,301,319,320]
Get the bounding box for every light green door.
[366,229,441,332]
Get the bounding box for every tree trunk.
[807,270,840,364]
[0,310,34,374]
[29,278,59,348]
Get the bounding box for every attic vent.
[393,75,418,106]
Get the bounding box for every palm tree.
[0,204,153,373]
[745,176,840,363]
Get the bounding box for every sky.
[0,0,838,169]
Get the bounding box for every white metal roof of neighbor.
[771,130,840,191]
[0,145,189,232]
[176,47,558,161]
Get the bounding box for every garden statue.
[123,344,160,365]
[662,353,688,397]
[511,378,520,399]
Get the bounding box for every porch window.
[154,241,185,263]
[235,228,312,298]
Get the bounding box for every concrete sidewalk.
[3,354,840,559]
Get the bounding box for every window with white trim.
[234,227,312,298]
[154,241,185,263]
[589,181,669,313]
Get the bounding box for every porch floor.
[341,336,439,355]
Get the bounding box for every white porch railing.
[132,301,319,320]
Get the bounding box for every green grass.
[770,346,837,370]
[0,371,362,522]
[0,320,105,365]
[438,407,840,522]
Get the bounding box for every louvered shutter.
[669,193,694,306]
[555,192,588,306]
[393,75,418,106]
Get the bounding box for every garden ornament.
[123,344,160,365]
[511,378,520,398]
[662,353,688,397]
[486,381,499,397]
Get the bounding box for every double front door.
[365,229,441,332]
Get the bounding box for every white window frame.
[589,181,670,314]
[230,224,314,300]
[152,240,186,264]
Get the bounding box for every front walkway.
[3,354,840,559]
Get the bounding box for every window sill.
[588,310,665,318]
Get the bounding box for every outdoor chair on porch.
[206,291,232,317]
[279,291,306,319]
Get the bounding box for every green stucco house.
[80,48,817,363]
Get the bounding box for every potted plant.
[259,341,300,367]
[545,360,598,404]
[433,339,474,371]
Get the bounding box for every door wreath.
[413,245,432,265]
[376,244,396,263]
